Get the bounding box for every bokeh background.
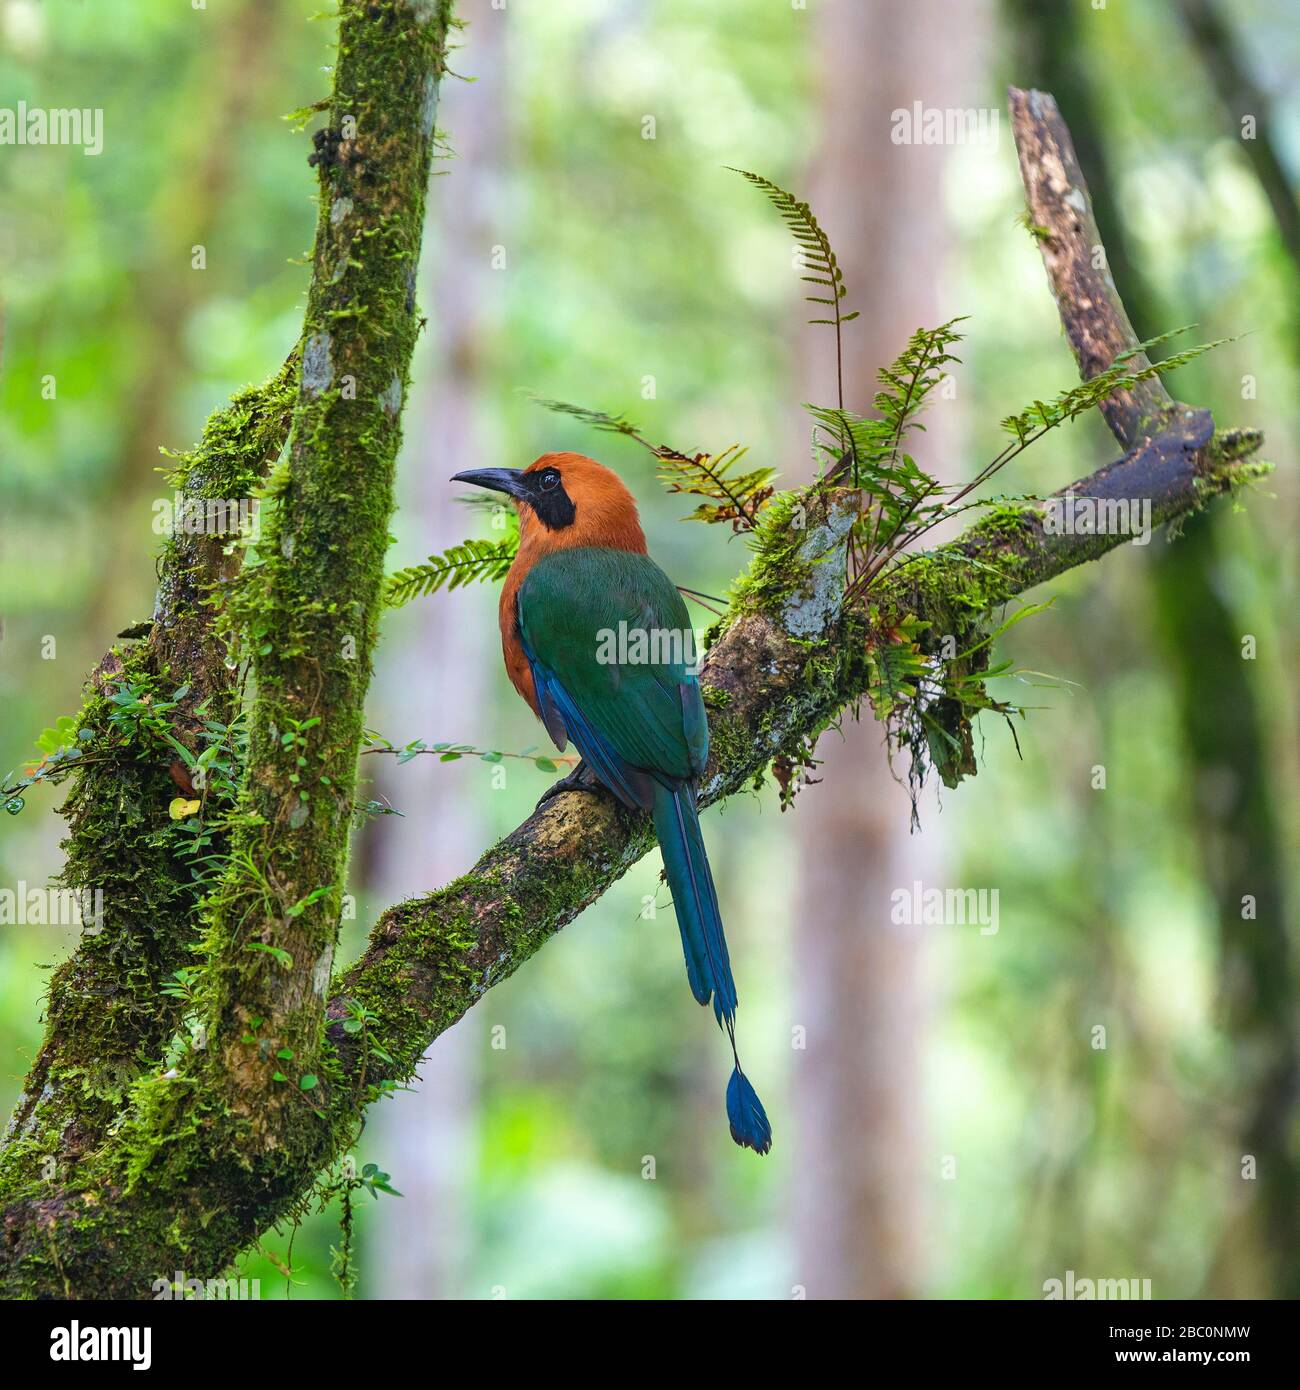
[1,0,1297,1299]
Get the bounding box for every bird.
[451,450,772,1154]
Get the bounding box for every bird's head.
[451,451,646,553]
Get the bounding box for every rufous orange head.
[451,451,646,554]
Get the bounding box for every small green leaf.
[246,942,293,969]
[299,1073,318,1091]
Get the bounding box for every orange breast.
[498,560,538,715]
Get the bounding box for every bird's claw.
[535,759,602,810]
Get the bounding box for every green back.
[517,547,707,781]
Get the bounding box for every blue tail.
[652,783,772,1155]
[652,783,735,1022]
[726,1065,773,1156]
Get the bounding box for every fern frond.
[530,396,645,440]
[798,318,966,584]
[383,537,517,608]
[729,168,852,322]
[999,327,1227,445]
[730,167,858,406]
[810,319,965,488]
[846,326,1231,603]
[657,444,775,530]
[873,318,965,452]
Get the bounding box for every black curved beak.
[450,467,530,500]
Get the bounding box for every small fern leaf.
[384,538,518,608]
[728,168,852,329]
[656,443,775,530]
[999,328,1229,444]
[529,395,644,440]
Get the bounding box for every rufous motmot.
[451,451,772,1154]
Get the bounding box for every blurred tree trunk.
[1174,0,1300,278]
[790,0,987,1299]
[364,0,508,1299]
[1011,0,1300,1298]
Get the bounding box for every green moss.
[731,488,857,636]
[4,650,208,1158]
[166,356,299,501]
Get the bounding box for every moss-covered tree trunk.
[0,0,456,1298]
[198,0,450,1157]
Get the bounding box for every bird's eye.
[539,469,561,491]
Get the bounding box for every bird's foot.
[535,759,602,810]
